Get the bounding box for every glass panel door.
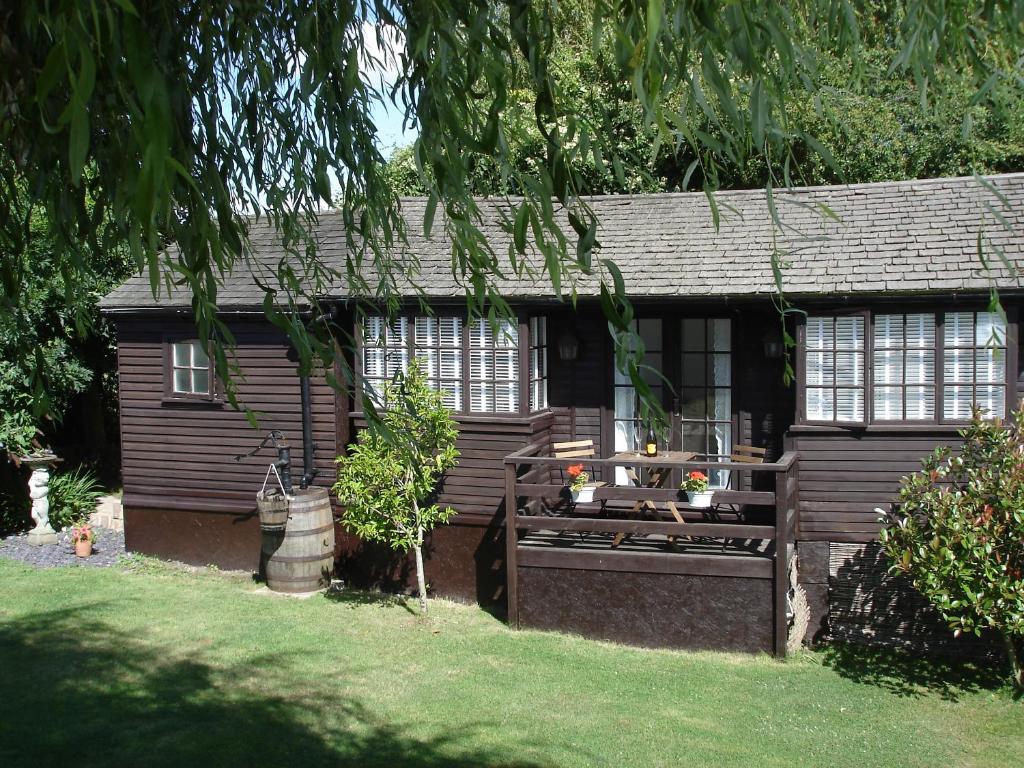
[612,319,664,485]
[611,317,733,488]
[678,318,732,487]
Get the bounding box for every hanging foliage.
[2,1,1022,425]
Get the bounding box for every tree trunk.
[1006,633,1023,692]
[412,492,428,613]
[414,528,427,614]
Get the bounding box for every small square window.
[169,341,214,398]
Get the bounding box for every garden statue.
[24,454,58,546]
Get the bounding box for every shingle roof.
[100,173,1024,310]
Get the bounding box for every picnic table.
[608,451,697,546]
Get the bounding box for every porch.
[503,444,799,656]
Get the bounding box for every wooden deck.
[504,446,799,656]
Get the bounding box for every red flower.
[688,471,707,481]
[566,464,585,478]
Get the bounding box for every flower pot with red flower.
[71,524,95,557]
[566,463,596,503]
[681,471,713,508]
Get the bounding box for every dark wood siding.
[351,412,553,518]
[790,430,965,542]
[112,297,1021,580]
[734,309,794,487]
[548,306,608,478]
[788,298,1022,543]
[116,317,337,514]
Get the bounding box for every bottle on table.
[644,424,658,457]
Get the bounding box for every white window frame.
[802,314,867,426]
[168,340,213,398]
[468,318,520,414]
[941,310,1007,422]
[359,313,536,416]
[528,317,549,412]
[800,309,1009,426]
[872,313,936,422]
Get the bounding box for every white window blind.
[362,316,409,401]
[805,316,865,422]
[469,319,520,413]
[873,313,935,420]
[943,311,1006,419]
[413,316,463,410]
[528,317,548,412]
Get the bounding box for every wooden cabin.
[101,174,1024,655]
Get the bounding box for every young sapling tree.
[334,361,459,613]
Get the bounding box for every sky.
[360,21,417,156]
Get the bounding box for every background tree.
[880,408,1024,691]
[333,362,459,613]
[0,195,130,532]
[384,3,1024,196]
[2,1,1022,425]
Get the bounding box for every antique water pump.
[235,430,293,495]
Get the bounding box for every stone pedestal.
[22,455,58,547]
[26,526,57,546]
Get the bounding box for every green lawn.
[0,557,1019,768]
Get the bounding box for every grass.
[0,557,1019,768]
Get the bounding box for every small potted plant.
[566,463,596,503]
[71,524,95,558]
[682,471,714,508]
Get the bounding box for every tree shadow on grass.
[820,641,1010,702]
[0,605,550,768]
[323,584,417,614]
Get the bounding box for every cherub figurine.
[28,467,51,531]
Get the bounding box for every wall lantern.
[557,329,580,362]
[762,330,784,360]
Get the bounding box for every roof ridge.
[235,172,1024,224]
[392,172,1024,205]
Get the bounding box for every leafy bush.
[334,361,459,613]
[48,467,104,531]
[0,401,39,459]
[0,485,30,535]
[880,408,1024,691]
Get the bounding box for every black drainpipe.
[296,305,337,489]
[298,372,317,489]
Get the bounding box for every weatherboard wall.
[114,316,337,569]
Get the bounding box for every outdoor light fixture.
[558,329,580,361]
[762,330,784,360]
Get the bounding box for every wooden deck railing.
[503,445,800,657]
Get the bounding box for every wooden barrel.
[261,487,335,593]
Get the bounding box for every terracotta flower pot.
[74,539,93,558]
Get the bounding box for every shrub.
[880,407,1024,691]
[0,484,30,536]
[48,467,104,531]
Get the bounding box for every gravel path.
[0,526,126,568]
